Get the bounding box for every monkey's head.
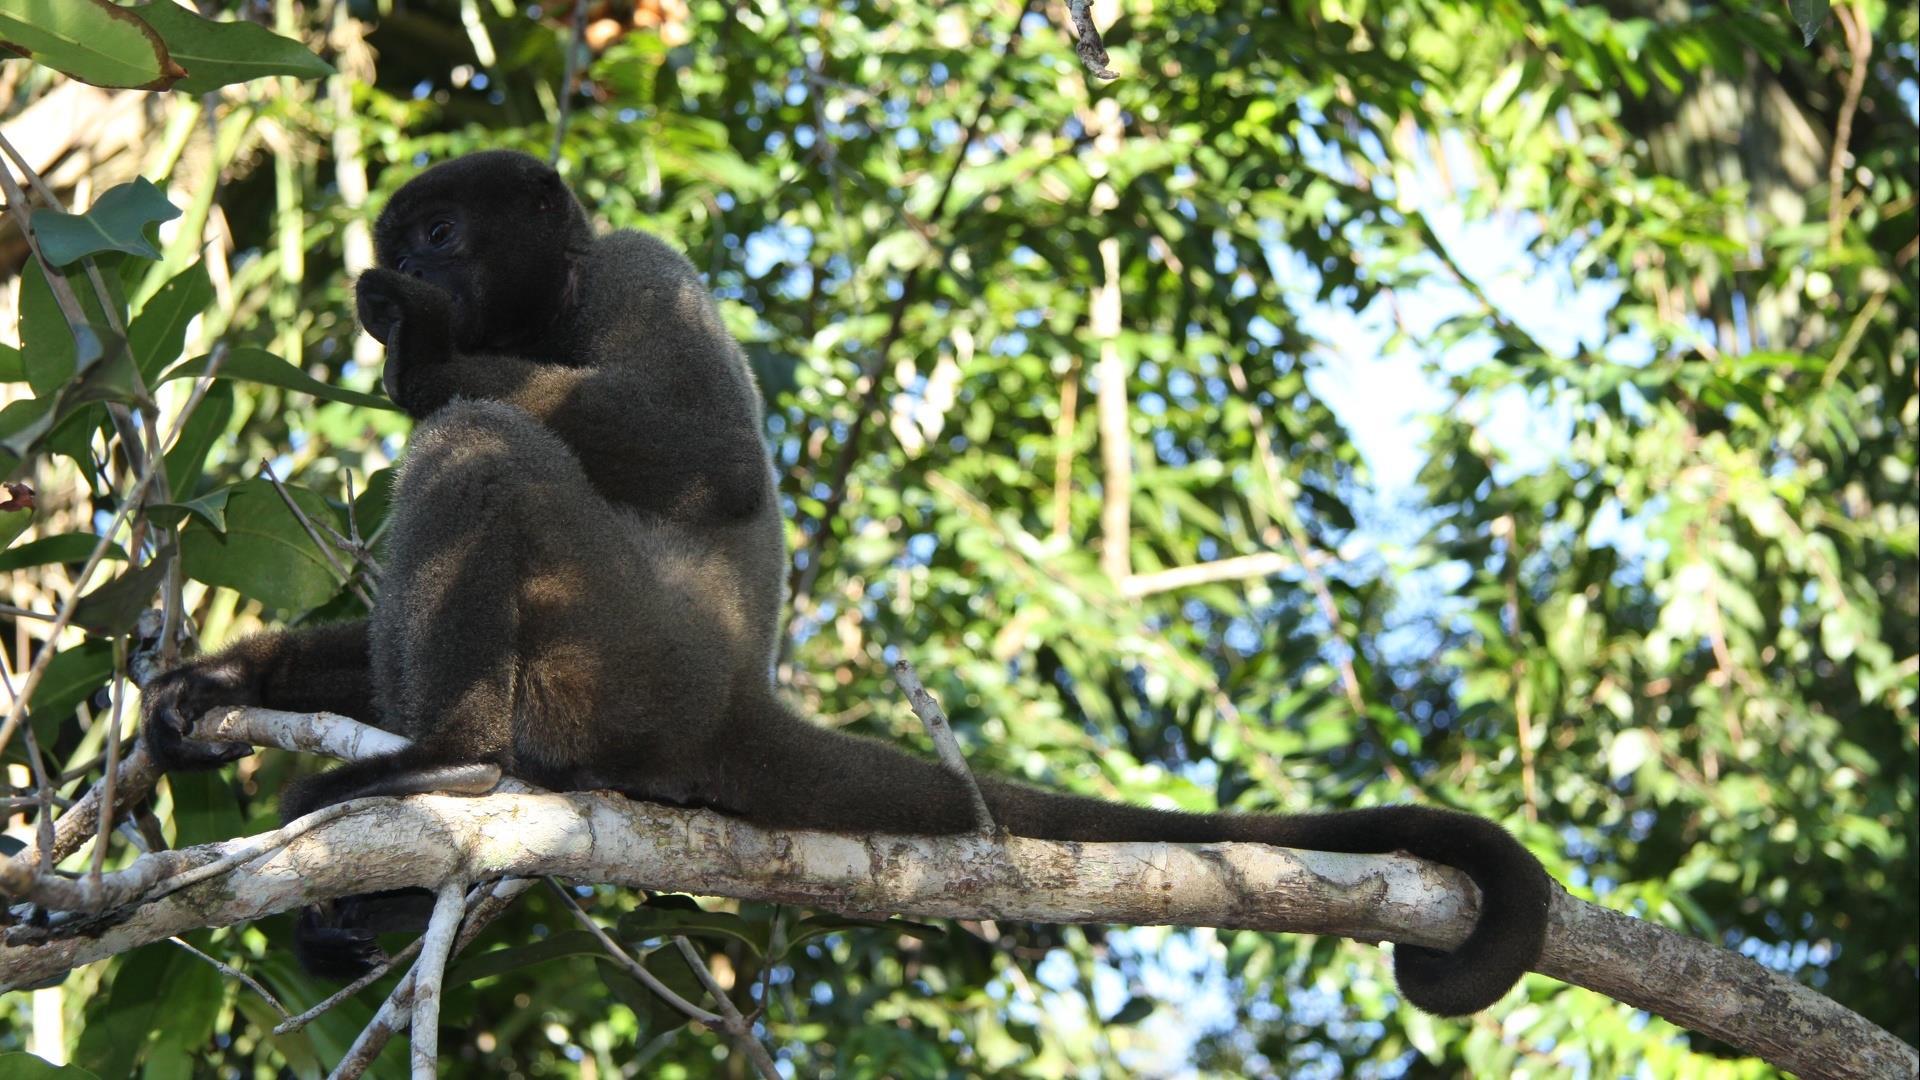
[371,150,593,352]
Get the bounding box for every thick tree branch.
[2,707,1910,1080]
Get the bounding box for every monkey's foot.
[293,908,389,982]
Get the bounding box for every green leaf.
[0,533,129,573]
[0,506,29,551]
[71,555,170,636]
[1788,0,1830,44]
[139,933,228,1077]
[20,638,113,743]
[779,914,943,958]
[617,905,768,957]
[129,262,213,382]
[0,343,22,382]
[447,930,606,988]
[161,380,233,498]
[161,348,396,411]
[6,634,113,768]
[167,771,247,850]
[30,178,181,266]
[18,259,103,396]
[130,1,333,94]
[0,0,179,90]
[350,466,397,540]
[0,397,55,477]
[147,486,232,533]
[0,1052,101,1079]
[179,479,345,610]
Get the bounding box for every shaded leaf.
[71,555,170,636]
[161,347,395,411]
[0,533,129,573]
[31,178,181,266]
[131,0,334,93]
[448,930,605,987]
[0,0,180,89]
[178,479,344,610]
[129,262,213,382]
[1788,0,1830,44]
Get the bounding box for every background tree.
[0,0,1912,1076]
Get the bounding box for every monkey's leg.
[284,401,581,820]
[288,401,635,978]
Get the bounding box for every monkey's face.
[371,151,589,353]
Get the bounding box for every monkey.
[140,149,1551,1016]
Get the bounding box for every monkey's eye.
[427,220,455,246]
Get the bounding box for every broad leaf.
[132,0,334,93]
[179,479,345,610]
[0,0,179,89]
[0,534,129,573]
[71,556,170,636]
[31,178,181,266]
[161,379,234,498]
[162,348,395,411]
[617,904,768,956]
[129,262,213,382]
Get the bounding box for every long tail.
[721,698,1550,1015]
[1259,805,1551,1015]
[959,779,1551,1015]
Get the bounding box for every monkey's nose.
[395,255,422,278]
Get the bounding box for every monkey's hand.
[356,268,455,407]
[140,660,258,772]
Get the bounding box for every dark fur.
[141,150,1550,1016]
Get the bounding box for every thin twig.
[1224,358,1411,787]
[672,935,782,1080]
[89,639,130,888]
[259,459,375,608]
[1093,236,1129,583]
[168,936,290,1019]
[1118,552,1297,598]
[890,660,994,833]
[408,884,466,1079]
[1820,288,1887,389]
[546,881,721,1024]
[339,471,385,582]
[0,646,55,875]
[277,938,420,1034]
[328,877,535,1080]
[1826,1,1872,254]
[1066,0,1118,79]
[550,0,590,163]
[19,727,56,877]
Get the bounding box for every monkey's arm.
[142,620,377,771]
[358,267,766,518]
[404,356,765,514]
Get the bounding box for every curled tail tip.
[1392,943,1533,1016]
[1390,866,1552,1016]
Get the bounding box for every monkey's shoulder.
[577,229,705,292]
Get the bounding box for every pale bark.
[1,707,1911,1080]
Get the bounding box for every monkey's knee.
[396,400,580,514]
